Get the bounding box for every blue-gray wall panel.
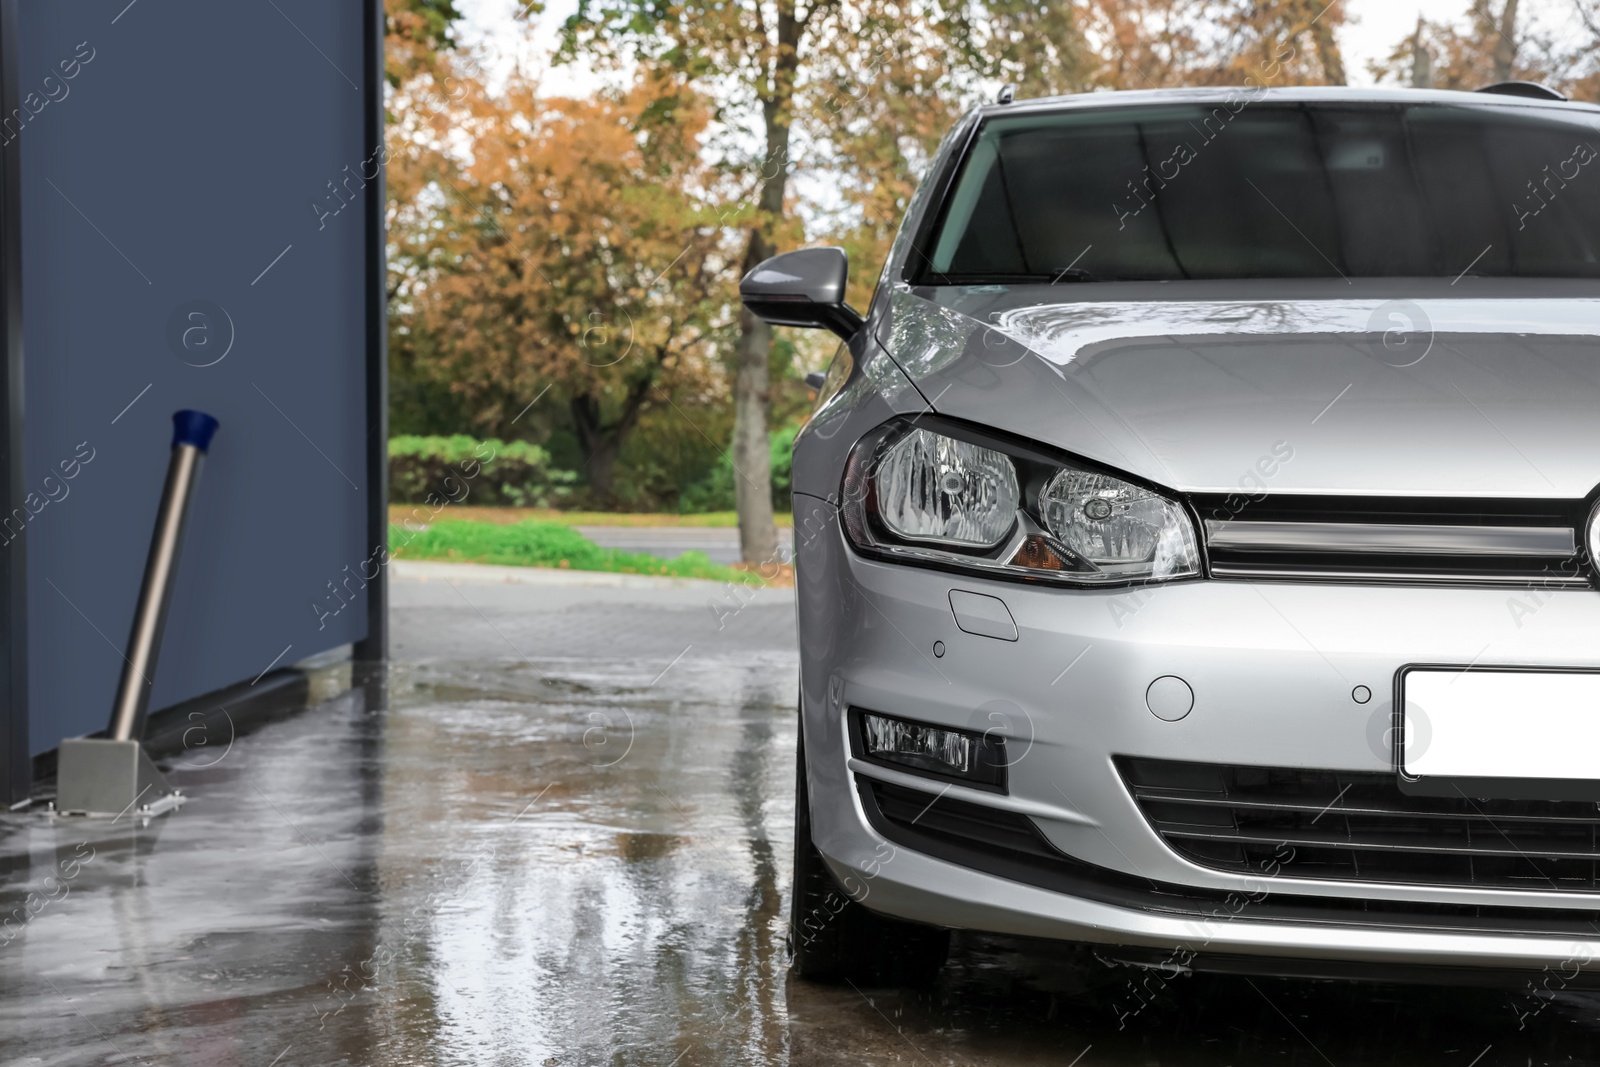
[21,0,371,752]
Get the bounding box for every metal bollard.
[55,410,219,817]
[108,410,220,742]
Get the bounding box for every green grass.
[388,505,794,528]
[390,520,762,585]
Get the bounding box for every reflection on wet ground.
[3,570,1600,1065]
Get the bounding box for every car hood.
[875,281,1600,498]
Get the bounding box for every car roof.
[980,85,1600,119]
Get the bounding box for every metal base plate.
[54,738,181,818]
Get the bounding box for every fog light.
[852,709,1006,790]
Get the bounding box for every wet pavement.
[4,562,1600,1065]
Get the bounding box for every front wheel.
[788,712,950,985]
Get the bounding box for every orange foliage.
[387,65,735,498]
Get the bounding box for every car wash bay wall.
[0,0,387,801]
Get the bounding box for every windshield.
[919,102,1600,283]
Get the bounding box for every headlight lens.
[876,428,1019,548]
[1041,469,1199,579]
[842,420,1199,587]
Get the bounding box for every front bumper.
[794,492,1600,969]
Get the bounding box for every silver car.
[742,84,1600,984]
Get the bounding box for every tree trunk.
[570,393,622,505]
[586,439,620,503]
[730,3,800,565]
[1492,0,1519,81]
[569,367,659,507]
[1310,20,1346,85]
[732,296,778,563]
[1410,16,1433,88]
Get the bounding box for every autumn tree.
[1211,0,1348,85]
[1369,3,1504,88]
[796,9,971,315]
[387,65,735,501]
[1367,0,1593,94]
[941,0,1351,96]
[1569,3,1600,100]
[559,0,925,563]
[1070,0,1350,88]
[385,0,464,85]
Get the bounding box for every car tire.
[788,711,951,986]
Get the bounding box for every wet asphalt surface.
[4,563,1600,1065]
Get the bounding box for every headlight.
[842,419,1200,587]
[876,428,1019,548]
[1041,469,1199,578]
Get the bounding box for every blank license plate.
[1399,667,1600,800]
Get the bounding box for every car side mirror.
[739,247,865,341]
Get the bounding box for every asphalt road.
[4,562,1600,1065]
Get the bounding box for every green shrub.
[679,423,799,513]
[391,519,762,584]
[389,435,577,507]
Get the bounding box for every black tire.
[789,712,951,985]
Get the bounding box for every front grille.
[1189,493,1588,587]
[858,776,1600,938]
[1120,757,1600,891]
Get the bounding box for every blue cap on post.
[171,410,220,453]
